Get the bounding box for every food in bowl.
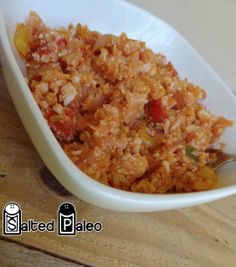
[14,12,233,193]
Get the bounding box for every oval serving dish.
[0,0,236,212]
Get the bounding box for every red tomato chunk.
[48,110,75,142]
[145,98,167,123]
[56,38,67,48]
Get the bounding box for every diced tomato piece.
[75,147,96,169]
[32,75,42,82]
[75,112,88,131]
[59,59,68,73]
[48,109,75,142]
[31,39,49,56]
[64,107,74,118]
[50,119,75,141]
[37,45,49,56]
[145,98,167,123]
[174,91,187,109]
[32,27,40,36]
[45,108,55,120]
[56,38,67,48]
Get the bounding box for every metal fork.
[206,148,236,170]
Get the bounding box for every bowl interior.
[0,0,236,210]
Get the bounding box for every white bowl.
[0,0,236,212]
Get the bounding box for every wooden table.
[0,1,236,266]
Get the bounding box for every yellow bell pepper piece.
[194,165,218,190]
[56,28,68,36]
[138,129,156,147]
[14,24,30,56]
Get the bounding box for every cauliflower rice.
[14,12,233,193]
